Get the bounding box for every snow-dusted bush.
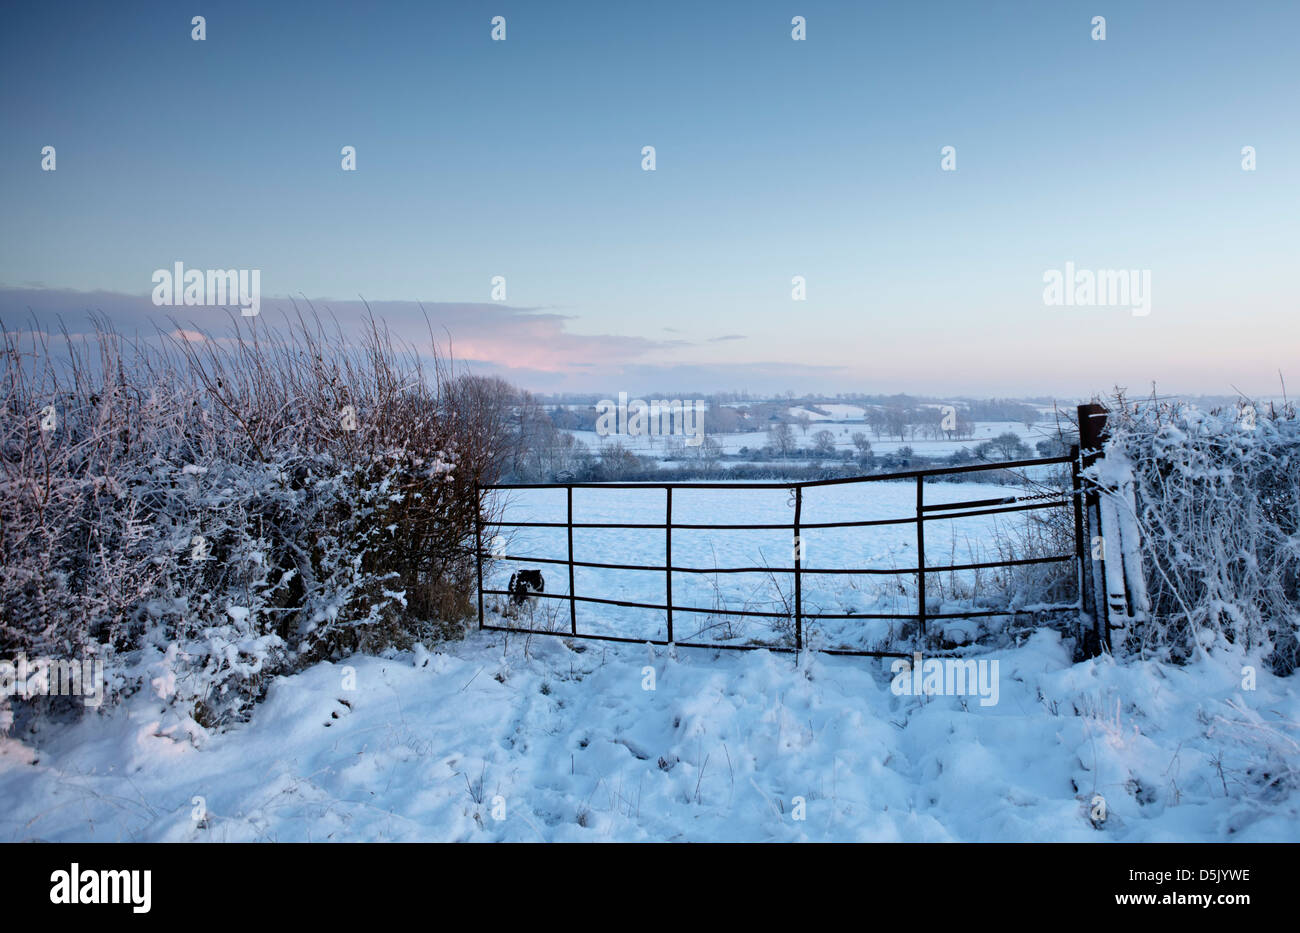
[1,313,506,732]
[1101,394,1300,673]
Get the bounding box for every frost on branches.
[1,314,506,738]
[1100,394,1299,674]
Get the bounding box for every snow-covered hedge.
[1101,395,1300,673]
[1,314,504,734]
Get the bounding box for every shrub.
[1100,393,1300,673]
[0,311,507,732]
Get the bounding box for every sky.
[1,0,1297,398]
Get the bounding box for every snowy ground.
[4,473,1294,844]
[2,630,1295,842]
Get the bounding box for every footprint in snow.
[323,697,352,727]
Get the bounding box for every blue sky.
[1,1,1297,396]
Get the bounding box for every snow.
[2,630,1294,841]
[3,417,1295,843]
[786,404,867,421]
[570,421,1054,461]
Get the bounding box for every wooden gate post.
[1070,442,1087,625]
[1077,404,1109,653]
[1078,403,1153,656]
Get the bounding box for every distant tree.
[709,406,743,432]
[851,432,872,457]
[885,406,910,441]
[1036,437,1068,458]
[982,431,1034,460]
[446,374,525,476]
[696,434,723,462]
[522,426,592,481]
[866,407,887,440]
[599,441,650,479]
[991,431,1030,460]
[916,407,943,440]
[767,422,796,459]
[812,429,836,456]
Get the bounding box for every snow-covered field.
[2,631,1295,841]
[571,420,1059,461]
[485,476,1067,651]
[786,403,868,421]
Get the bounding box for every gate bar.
[567,486,577,635]
[487,551,1072,575]
[479,588,1076,620]
[665,486,674,643]
[489,497,1068,532]
[793,486,803,651]
[916,474,926,637]
[485,453,1073,490]
[475,483,485,632]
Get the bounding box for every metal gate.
[475,450,1087,658]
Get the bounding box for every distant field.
[565,419,1068,463]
